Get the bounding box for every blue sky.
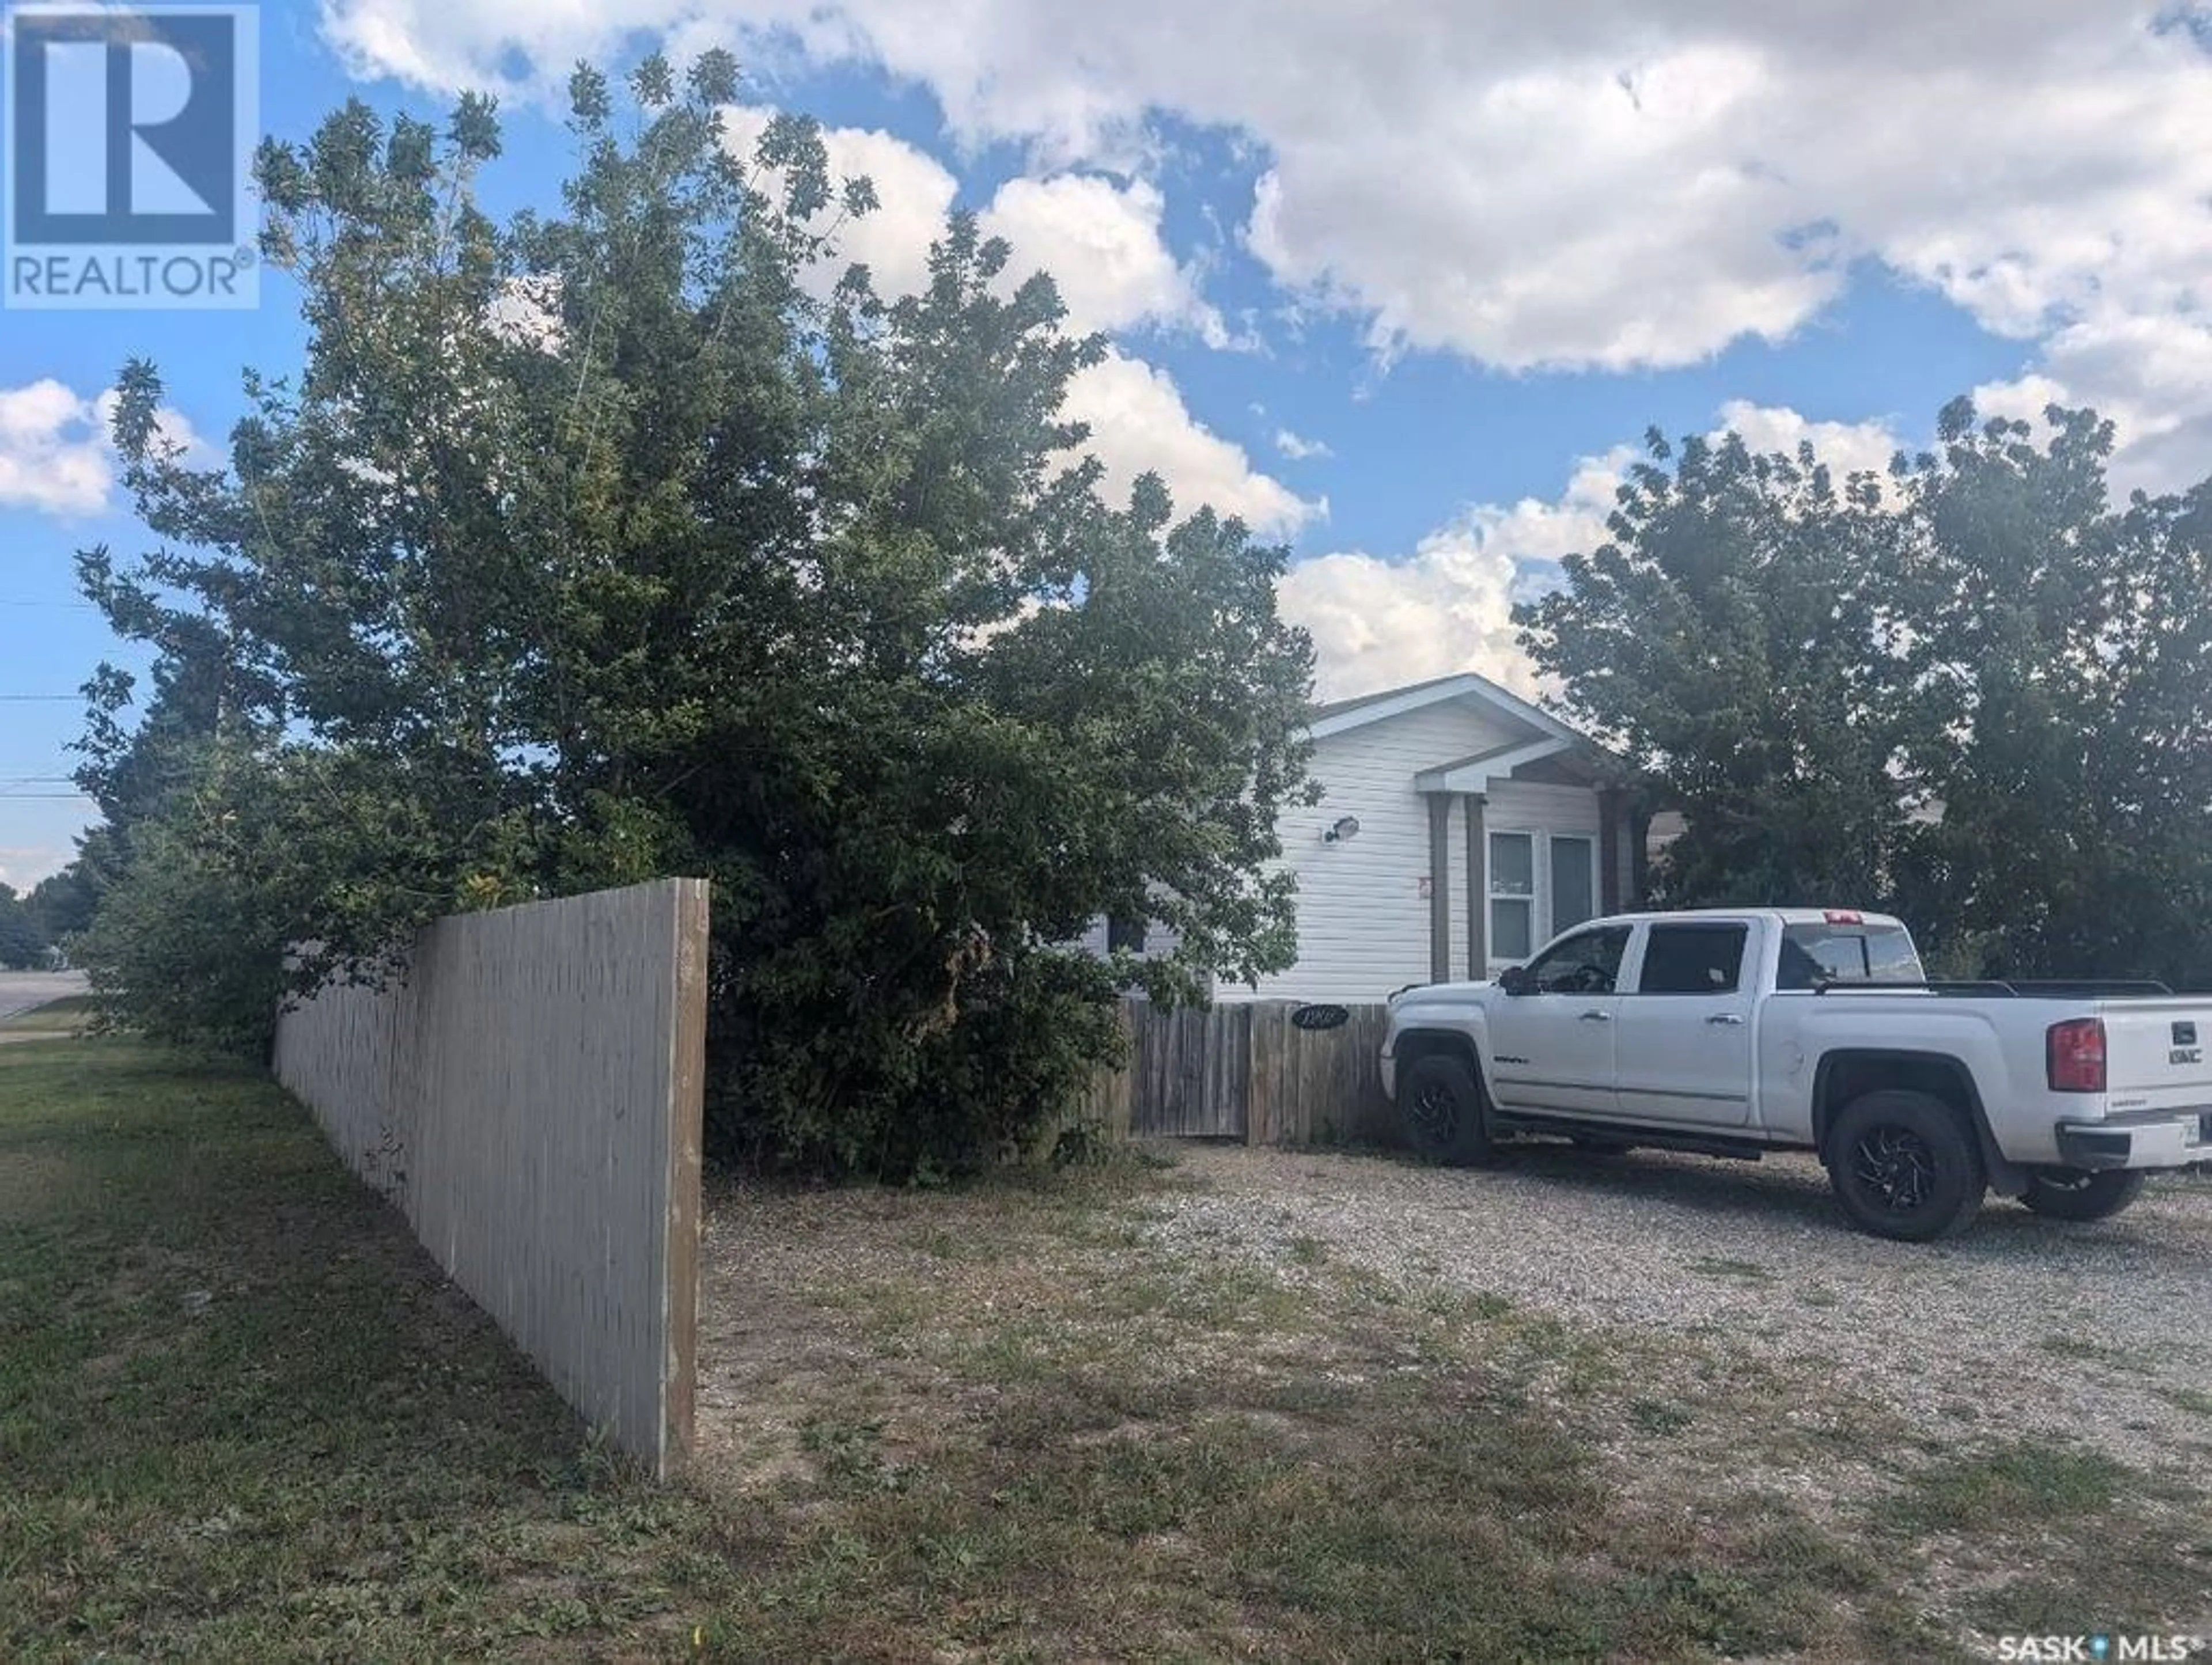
[5,1,2210,887]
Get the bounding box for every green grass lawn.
[4,1031,2207,1662]
[0,1036,706,1662]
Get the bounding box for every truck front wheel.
[1399,1052,1497,1168]
[2022,1167,2147,1223]
[1825,1090,1986,1242]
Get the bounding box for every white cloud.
[1244,41,1846,373]
[3,380,217,525]
[1711,399,1904,485]
[980,173,1226,342]
[724,107,1224,342]
[721,104,959,304]
[0,383,207,518]
[0,382,116,516]
[323,3,2212,480]
[1274,428,1331,461]
[1282,399,1915,701]
[715,108,1309,531]
[92,391,210,466]
[1280,445,1630,703]
[1062,350,1321,537]
[1974,311,2212,496]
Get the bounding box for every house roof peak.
[1305,670,1586,749]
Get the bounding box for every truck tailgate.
[2101,1000,2212,1110]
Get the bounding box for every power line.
[0,696,81,703]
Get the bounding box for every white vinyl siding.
[1217,700,1521,1003]
[1072,688,1617,1002]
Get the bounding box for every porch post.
[1427,792,1452,984]
[1464,793,1487,977]
[1599,789,1623,915]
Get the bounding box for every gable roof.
[1308,672,1473,724]
[1305,670,1588,748]
[1412,737,1580,794]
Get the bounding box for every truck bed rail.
[1813,978,2176,998]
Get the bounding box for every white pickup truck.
[1380,908,2212,1241]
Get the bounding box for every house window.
[1551,835,1596,933]
[1107,915,1147,955]
[1488,832,1535,962]
[1488,828,1603,965]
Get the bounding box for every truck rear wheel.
[1825,1090,1986,1242]
[1399,1052,1496,1167]
[2022,1167,2147,1223]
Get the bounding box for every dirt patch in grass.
[691,1154,2211,1661]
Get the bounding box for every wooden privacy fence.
[1074,999,1397,1147]
[273,879,709,1478]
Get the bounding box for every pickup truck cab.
[1381,908,2212,1241]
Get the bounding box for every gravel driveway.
[1142,1141,2212,1478]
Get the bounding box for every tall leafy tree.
[1517,427,1917,908]
[0,885,46,970]
[1896,401,2212,981]
[79,56,1314,1172]
[1522,397,2212,987]
[23,864,96,947]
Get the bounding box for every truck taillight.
[1823,910,1863,924]
[2046,1018,2107,1094]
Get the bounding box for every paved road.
[0,971,89,1024]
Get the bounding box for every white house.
[1088,673,1643,1004]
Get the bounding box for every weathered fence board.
[1101,999,1395,1148]
[1130,1002,1251,1137]
[273,879,709,1478]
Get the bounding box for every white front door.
[1486,924,1631,1117]
[1613,920,1757,1127]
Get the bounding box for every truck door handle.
[1580,1010,1612,1023]
[1706,1014,1745,1026]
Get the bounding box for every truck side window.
[1638,923,1750,995]
[1524,926,1633,994]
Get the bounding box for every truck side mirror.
[1497,966,1534,996]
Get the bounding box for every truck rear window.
[1779,924,1923,989]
